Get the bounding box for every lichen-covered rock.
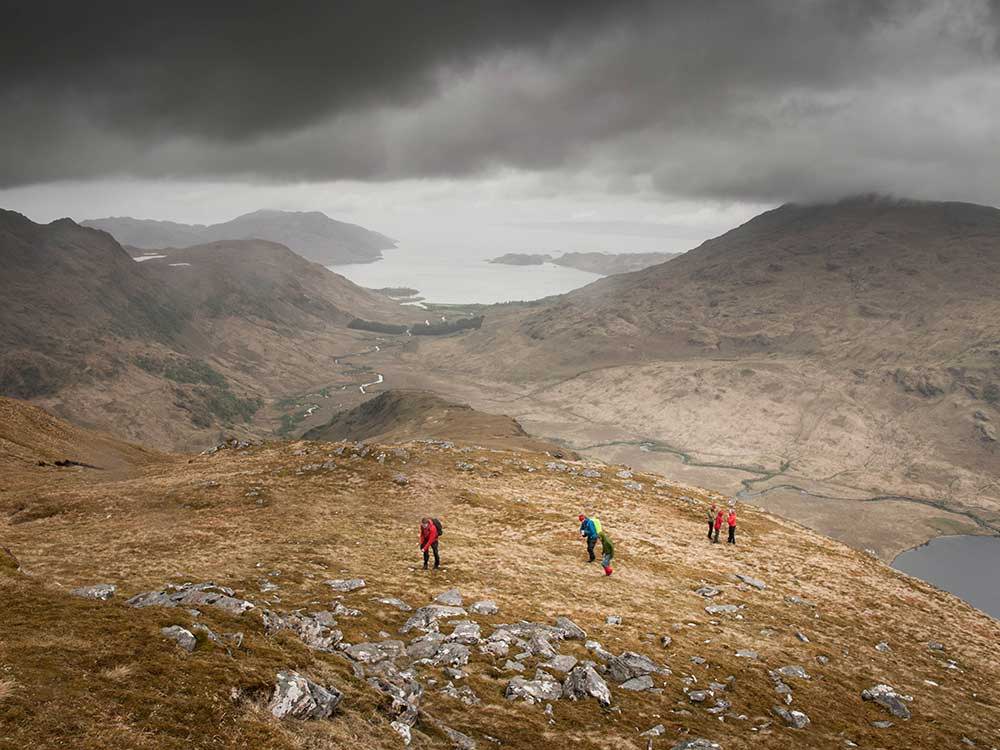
[161,625,196,652]
[541,655,578,673]
[606,651,662,683]
[669,741,721,750]
[401,605,466,634]
[861,684,912,719]
[71,583,116,600]
[735,573,766,590]
[620,675,655,691]
[562,664,611,707]
[325,578,366,592]
[446,620,481,645]
[439,723,477,749]
[433,642,471,668]
[262,609,343,651]
[434,588,464,606]
[269,671,342,720]
[553,616,586,640]
[705,604,740,615]
[127,582,254,616]
[772,705,811,729]
[505,677,564,704]
[374,596,413,611]
[775,665,810,680]
[469,600,499,615]
[345,641,405,664]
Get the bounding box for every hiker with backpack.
[598,528,615,576]
[726,507,737,544]
[706,503,717,540]
[419,517,442,569]
[578,514,602,563]
[713,508,724,544]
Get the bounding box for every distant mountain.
[424,196,1000,558]
[84,209,397,265]
[551,250,680,275]
[0,210,411,449]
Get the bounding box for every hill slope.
[414,197,1000,558]
[304,390,575,457]
[84,209,397,265]
[1,398,998,749]
[0,210,414,450]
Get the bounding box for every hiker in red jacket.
[419,517,440,570]
[713,509,724,544]
[726,508,737,544]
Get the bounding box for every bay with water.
[892,535,1000,619]
[332,244,603,305]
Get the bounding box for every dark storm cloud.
[2,1,999,203]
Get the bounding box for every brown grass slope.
[1,399,998,749]
[303,390,576,457]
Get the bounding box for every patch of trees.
[348,319,409,334]
[410,316,484,336]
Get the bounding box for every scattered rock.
[735,649,758,659]
[585,640,614,661]
[660,635,673,648]
[616,470,634,479]
[440,681,479,705]
[505,677,564,704]
[128,582,254,616]
[562,664,612,707]
[620,675,655,691]
[669,741,721,750]
[736,573,766,590]
[374,596,412,612]
[785,595,815,608]
[71,583,116,600]
[695,585,721,598]
[927,641,946,652]
[434,588,464,607]
[392,473,409,486]
[775,665,810,680]
[874,641,891,653]
[346,641,405,664]
[861,684,912,720]
[871,720,894,729]
[606,615,622,625]
[439,723,477,749]
[705,604,740,615]
[606,652,663,683]
[469,600,499,615]
[541,655,578,673]
[553,616,587,640]
[456,462,476,471]
[640,724,666,737]
[433,643,471,668]
[391,721,412,744]
[262,609,343,651]
[503,659,525,672]
[325,578,366,593]
[161,625,196,652]
[772,705,811,729]
[407,632,447,661]
[447,620,482,645]
[332,602,362,617]
[269,671,342,720]
[688,690,711,703]
[401,605,467,634]
[623,481,643,491]
[796,632,810,643]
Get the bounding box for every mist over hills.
[83,209,397,265]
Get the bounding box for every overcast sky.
[1,1,998,249]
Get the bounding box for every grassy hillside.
[1,398,997,749]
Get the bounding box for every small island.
[489,250,681,275]
[488,253,552,266]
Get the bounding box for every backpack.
[592,517,603,535]
[432,518,444,536]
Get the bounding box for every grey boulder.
[325,578,366,592]
[505,677,564,704]
[161,625,196,652]
[71,583,116,600]
[269,671,342,720]
[562,664,612,707]
[434,588,464,607]
[469,600,499,615]
[553,616,587,640]
[861,684,912,720]
[606,651,663,683]
[620,675,655,691]
[401,605,467,634]
[772,705,811,729]
[262,609,343,652]
[128,582,254,616]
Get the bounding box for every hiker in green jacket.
[598,530,614,576]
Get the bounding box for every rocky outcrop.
[325,578,366,592]
[262,609,343,651]
[562,663,612,707]
[505,676,563,704]
[269,671,343,720]
[861,684,912,719]
[401,605,467,634]
[127,582,254,616]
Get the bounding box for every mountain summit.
[84,209,397,265]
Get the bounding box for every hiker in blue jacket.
[578,514,601,563]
